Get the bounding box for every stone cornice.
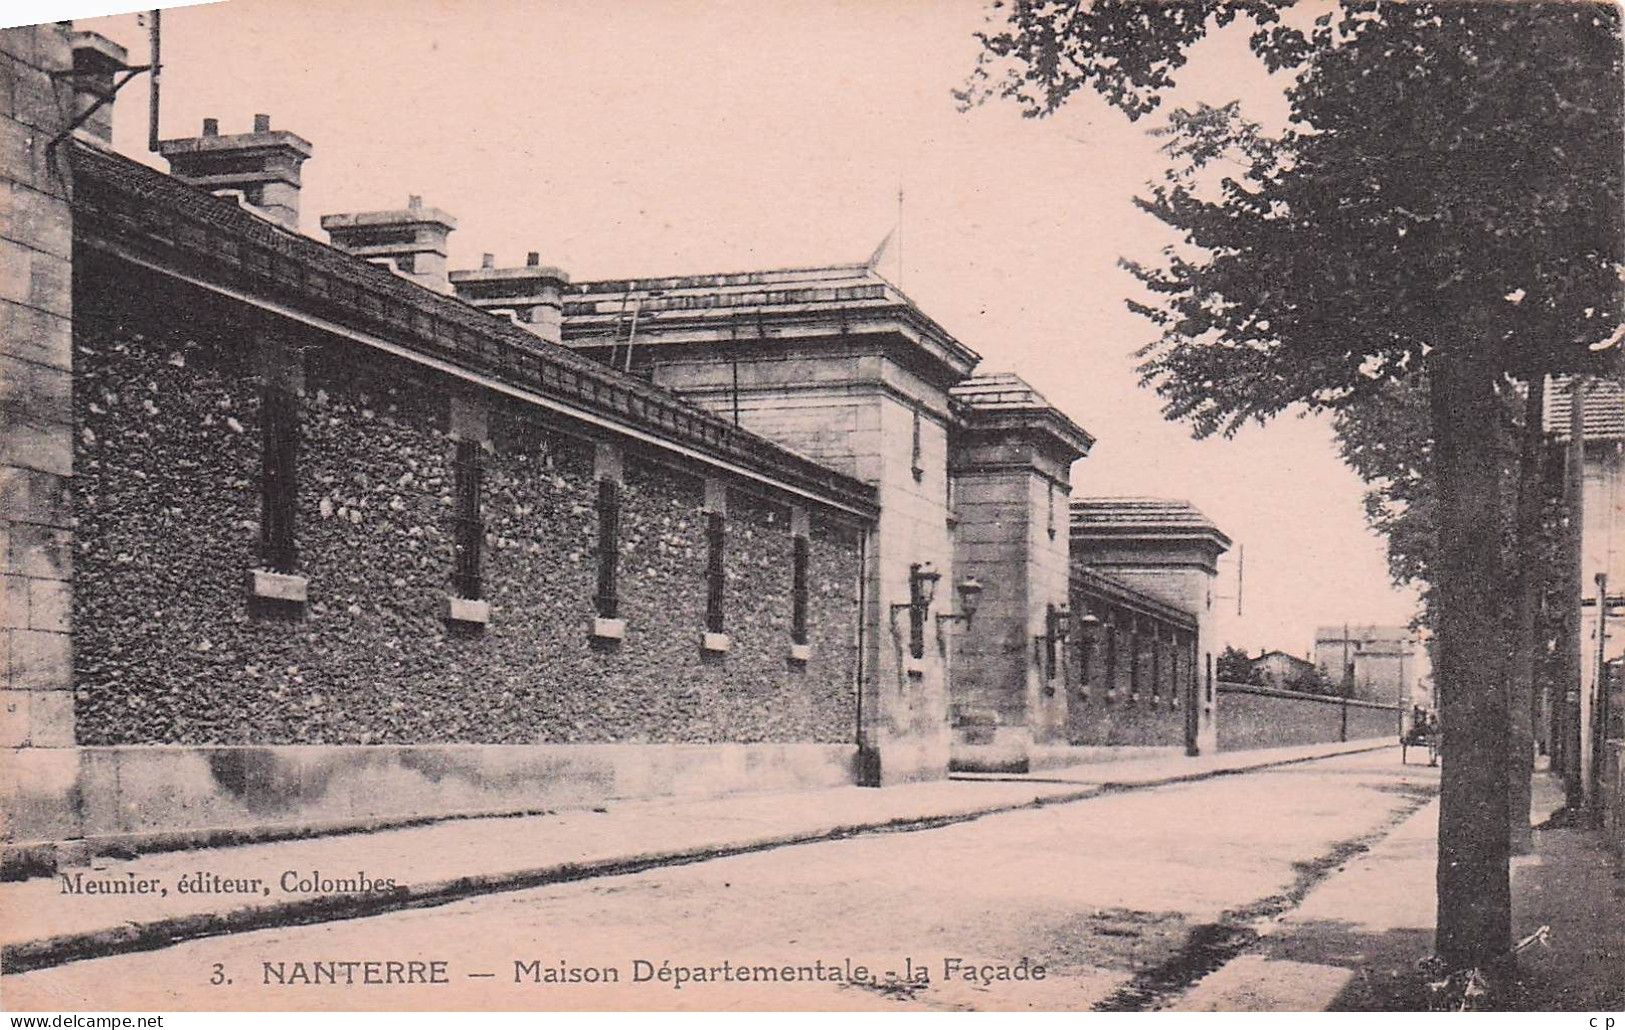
[1071,567,1198,631]
[563,267,981,385]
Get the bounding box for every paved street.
[2,750,1439,1012]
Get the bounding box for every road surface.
[2,749,1438,1012]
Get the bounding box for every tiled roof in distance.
[1071,497,1230,542]
[1543,375,1625,441]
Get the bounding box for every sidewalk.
[0,737,1389,973]
[1174,769,1625,1011]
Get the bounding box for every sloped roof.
[950,372,1095,458]
[1070,497,1232,547]
[66,141,878,517]
[1543,375,1625,441]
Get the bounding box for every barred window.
[451,439,483,599]
[791,534,809,645]
[908,566,927,661]
[911,408,924,482]
[706,511,726,634]
[595,476,620,619]
[1106,623,1119,694]
[260,384,298,574]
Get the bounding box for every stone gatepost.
[947,374,1093,772]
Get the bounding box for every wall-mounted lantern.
[889,562,941,660]
[1035,603,1071,687]
[935,575,984,646]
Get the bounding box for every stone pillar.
[2,22,83,856]
[947,374,1093,772]
[1071,498,1232,755]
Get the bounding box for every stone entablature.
[563,265,980,390]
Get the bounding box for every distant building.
[1249,650,1319,691]
[1543,376,1624,809]
[1314,626,1420,707]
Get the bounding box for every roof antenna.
[865,183,905,285]
[896,182,904,288]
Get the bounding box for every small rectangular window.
[791,535,809,645]
[908,566,926,661]
[595,477,620,619]
[1044,603,1059,681]
[706,511,725,634]
[451,439,483,599]
[260,385,298,574]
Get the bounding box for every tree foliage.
[1114,3,1622,440]
[963,0,1623,975]
[1215,644,1251,682]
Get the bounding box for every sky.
[72,0,1421,657]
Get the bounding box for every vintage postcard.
[1,0,1621,1017]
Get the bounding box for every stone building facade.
[1313,625,1421,707]
[3,21,1231,870]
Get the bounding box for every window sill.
[592,617,627,641]
[250,570,308,603]
[702,632,731,653]
[788,642,812,663]
[445,597,490,625]
[904,655,926,678]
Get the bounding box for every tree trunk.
[1429,344,1512,972]
[1508,377,1544,855]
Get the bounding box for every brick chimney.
[69,31,127,146]
[321,196,457,293]
[157,114,313,230]
[449,252,570,343]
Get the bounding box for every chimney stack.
[69,32,128,146]
[449,252,571,343]
[321,196,458,293]
[157,114,314,230]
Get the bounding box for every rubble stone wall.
[70,297,863,748]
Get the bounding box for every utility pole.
[1592,572,1610,819]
